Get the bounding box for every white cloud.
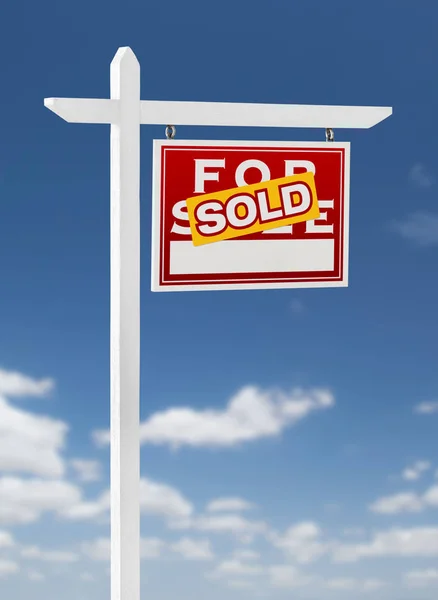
[170,514,267,543]
[61,477,192,523]
[404,568,438,587]
[0,530,14,548]
[326,578,357,590]
[270,523,438,567]
[140,538,166,559]
[81,537,165,561]
[70,459,102,483]
[369,484,438,515]
[139,478,193,518]
[414,400,438,414]
[214,559,264,577]
[0,368,54,398]
[270,521,328,564]
[0,477,82,525]
[402,460,431,480]
[392,212,438,246]
[369,492,423,514]
[93,386,334,449]
[0,367,64,479]
[0,559,19,578]
[208,547,265,587]
[325,578,386,592]
[27,569,45,582]
[409,163,435,188]
[359,579,387,591]
[206,497,255,513]
[232,549,260,561]
[60,490,109,521]
[81,538,110,561]
[79,572,95,582]
[170,537,214,560]
[333,527,438,562]
[0,395,67,478]
[226,580,255,589]
[268,565,313,589]
[21,545,79,563]
[423,485,438,506]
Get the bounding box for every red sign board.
[152,140,350,292]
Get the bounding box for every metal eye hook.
[165,125,176,139]
[325,128,335,142]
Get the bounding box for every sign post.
[44,46,392,600]
[109,50,140,600]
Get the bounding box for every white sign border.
[152,139,350,292]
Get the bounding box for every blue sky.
[1,0,438,598]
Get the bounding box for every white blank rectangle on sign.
[169,240,335,275]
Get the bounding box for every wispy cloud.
[402,460,431,481]
[325,577,386,591]
[209,558,264,579]
[81,536,211,562]
[289,299,306,315]
[61,476,193,522]
[369,492,424,514]
[268,565,314,589]
[80,537,110,561]
[0,397,67,478]
[409,163,435,188]
[414,400,438,414]
[93,386,335,450]
[392,211,438,246]
[206,497,255,513]
[21,545,79,563]
[369,484,438,514]
[27,569,45,582]
[0,367,66,478]
[332,526,438,562]
[0,368,54,398]
[170,537,214,560]
[0,477,82,525]
[404,568,438,587]
[269,521,329,564]
[0,559,19,578]
[81,536,166,561]
[0,531,14,548]
[169,513,267,544]
[267,521,438,565]
[70,459,102,483]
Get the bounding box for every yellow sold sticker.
[186,171,320,246]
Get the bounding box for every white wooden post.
[44,46,392,600]
[109,48,140,600]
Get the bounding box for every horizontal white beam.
[45,97,392,129]
[140,101,392,129]
[44,97,117,124]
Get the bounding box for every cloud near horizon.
[0,368,66,479]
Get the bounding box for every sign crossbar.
[45,96,392,128]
